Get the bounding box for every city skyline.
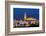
[13,8,39,20]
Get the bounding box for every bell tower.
[24,12,26,20]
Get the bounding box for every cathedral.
[24,12,37,24]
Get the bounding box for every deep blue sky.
[13,8,39,20]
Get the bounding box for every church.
[24,12,38,24]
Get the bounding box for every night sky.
[13,8,39,20]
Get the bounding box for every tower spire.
[24,12,26,20]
